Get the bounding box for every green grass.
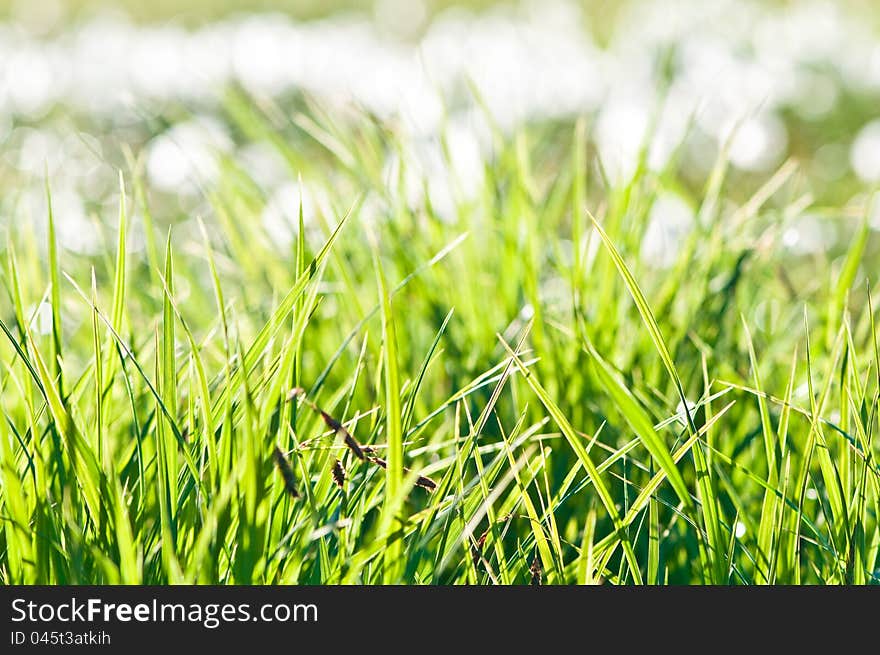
[0,91,878,585]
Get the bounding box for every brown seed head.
[331,458,347,488]
[529,552,543,586]
[272,446,300,499]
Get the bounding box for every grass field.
[1,1,879,585]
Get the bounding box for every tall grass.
[0,93,878,585]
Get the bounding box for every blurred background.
[0,0,879,252]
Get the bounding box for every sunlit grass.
[0,89,878,585]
